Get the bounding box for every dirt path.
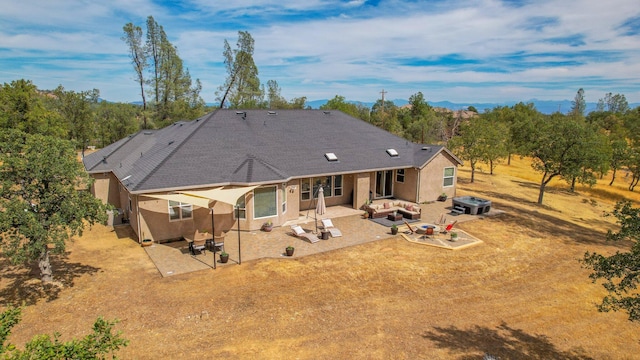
[2,159,639,359]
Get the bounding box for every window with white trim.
[396,169,405,183]
[443,167,455,187]
[254,186,277,219]
[281,186,287,213]
[334,175,342,196]
[301,176,344,198]
[169,200,192,221]
[301,179,311,200]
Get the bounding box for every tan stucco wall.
[393,168,419,203]
[137,195,238,242]
[417,152,459,203]
[298,175,354,215]
[354,173,371,209]
[90,173,121,207]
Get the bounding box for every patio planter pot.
[285,247,295,256]
[391,227,398,235]
[220,253,229,263]
[141,239,153,247]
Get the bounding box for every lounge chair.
[291,225,320,243]
[320,219,343,237]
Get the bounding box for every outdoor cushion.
[384,202,390,209]
[292,225,305,236]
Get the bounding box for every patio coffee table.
[387,213,403,221]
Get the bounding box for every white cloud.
[1,0,639,104]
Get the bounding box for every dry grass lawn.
[2,157,640,359]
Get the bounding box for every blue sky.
[1,0,639,104]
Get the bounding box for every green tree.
[370,99,399,133]
[526,114,603,204]
[403,92,439,143]
[0,80,66,137]
[146,16,163,105]
[52,86,99,157]
[122,22,148,127]
[122,16,204,126]
[597,93,629,114]
[94,102,140,147]
[449,117,507,182]
[1,306,128,359]
[508,102,542,160]
[320,95,363,119]
[570,88,586,117]
[0,130,107,282]
[216,31,263,109]
[583,200,640,322]
[266,80,288,109]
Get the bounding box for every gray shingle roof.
[83,109,461,193]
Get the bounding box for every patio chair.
[320,219,343,237]
[440,220,458,234]
[403,220,418,234]
[189,238,207,255]
[291,225,320,244]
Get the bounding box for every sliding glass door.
[375,170,393,198]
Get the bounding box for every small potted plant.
[450,232,458,241]
[390,224,398,235]
[285,245,295,256]
[219,251,229,263]
[261,221,273,232]
[438,192,448,202]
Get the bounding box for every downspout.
[136,195,142,243]
[415,168,421,204]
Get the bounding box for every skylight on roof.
[386,148,399,157]
[325,153,338,162]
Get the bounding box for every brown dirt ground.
[2,158,640,359]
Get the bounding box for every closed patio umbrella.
[316,186,326,215]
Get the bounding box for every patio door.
[375,170,393,198]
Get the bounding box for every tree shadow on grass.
[422,322,594,360]
[471,190,630,249]
[0,252,99,306]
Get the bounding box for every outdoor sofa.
[365,200,421,220]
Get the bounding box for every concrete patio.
[143,199,494,277]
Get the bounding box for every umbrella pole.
[211,208,216,270]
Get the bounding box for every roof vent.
[102,156,107,163]
[323,111,331,115]
[236,111,247,120]
[421,146,430,151]
[386,148,399,157]
[324,153,338,162]
[267,111,277,115]
[143,131,153,135]
[168,141,174,146]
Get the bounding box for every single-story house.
[83,109,462,243]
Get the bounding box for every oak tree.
[583,200,640,322]
[0,130,107,282]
